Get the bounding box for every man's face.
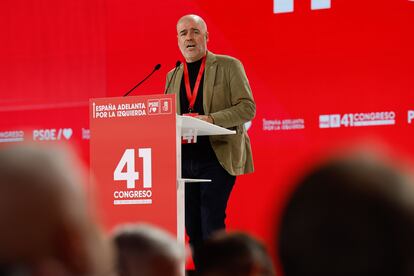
[177,17,208,63]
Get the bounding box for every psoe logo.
[408,110,414,124]
[113,148,153,205]
[319,111,396,129]
[274,0,331,13]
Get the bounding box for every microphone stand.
[123,64,161,97]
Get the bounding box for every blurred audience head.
[0,143,114,275]
[197,231,275,276]
[113,223,185,276]
[278,152,414,276]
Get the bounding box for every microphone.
[164,61,182,94]
[123,64,161,97]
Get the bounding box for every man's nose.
[185,32,194,40]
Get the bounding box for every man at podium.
[165,14,256,266]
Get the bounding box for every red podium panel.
[89,94,177,235]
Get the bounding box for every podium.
[89,94,235,245]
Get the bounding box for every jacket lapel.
[173,66,183,114]
[203,52,217,114]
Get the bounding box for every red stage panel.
[90,95,177,235]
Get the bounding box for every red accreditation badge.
[183,112,199,118]
[183,57,206,113]
[182,113,199,144]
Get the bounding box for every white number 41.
[113,148,152,189]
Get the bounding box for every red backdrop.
[1,0,414,274]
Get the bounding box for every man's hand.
[196,115,214,124]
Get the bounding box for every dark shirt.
[180,58,215,161]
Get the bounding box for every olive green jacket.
[165,51,255,176]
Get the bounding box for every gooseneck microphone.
[123,64,161,97]
[164,61,182,94]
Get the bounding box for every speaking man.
[165,14,256,266]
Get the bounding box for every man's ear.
[206,32,209,42]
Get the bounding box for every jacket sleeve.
[209,59,256,129]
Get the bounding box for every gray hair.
[113,223,185,263]
[177,14,208,32]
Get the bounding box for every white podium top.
[177,115,236,136]
[179,178,211,183]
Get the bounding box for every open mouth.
[186,44,195,49]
